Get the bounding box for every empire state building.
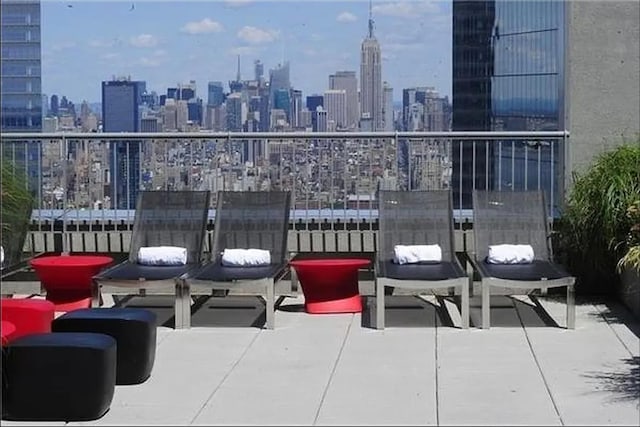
[359,2,383,131]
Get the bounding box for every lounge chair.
[182,191,291,330]
[471,190,575,329]
[92,190,211,329]
[375,190,470,329]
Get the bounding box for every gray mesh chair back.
[128,190,211,264]
[211,191,291,265]
[378,190,456,267]
[472,190,551,262]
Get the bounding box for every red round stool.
[1,320,17,346]
[290,258,371,314]
[0,299,55,341]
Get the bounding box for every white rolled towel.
[1,246,4,264]
[393,244,442,265]
[487,244,534,264]
[221,248,271,267]
[138,246,188,266]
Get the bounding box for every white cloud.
[336,12,357,23]
[302,48,317,57]
[129,34,158,48]
[229,46,257,56]
[181,18,224,35]
[224,0,252,8]
[100,53,119,61]
[237,26,279,44]
[51,41,77,51]
[88,39,114,48]
[373,1,440,19]
[138,57,162,67]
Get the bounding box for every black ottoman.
[53,308,157,385]
[3,332,116,421]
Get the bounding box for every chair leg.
[566,283,576,329]
[482,281,490,329]
[175,279,190,330]
[375,278,385,330]
[290,267,299,294]
[91,280,101,308]
[265,281,275,330]
[461,276,470,329]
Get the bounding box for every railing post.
[61,134,69,255]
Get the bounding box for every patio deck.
[1,285,639,426]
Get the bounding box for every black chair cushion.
[53,308,157,385]
[379,260,465,281]
[4,332,116,421]
[192,262,286,281]
[100,261,196,281]
[478,260,571,281]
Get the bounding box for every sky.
[41,0,453,105]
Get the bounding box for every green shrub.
[556,138,640,293]
[617,199,640,273]
[1,159,34,268]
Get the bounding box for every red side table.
[289,258,371,314]
[30,255,113,311]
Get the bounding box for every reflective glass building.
[452,0,566,213]
[1,0,42,197]
[102,79,142,210]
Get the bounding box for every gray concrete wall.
[567,1,640,184]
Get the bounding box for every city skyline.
[42,0,452,104]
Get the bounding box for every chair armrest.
[92,261,126,281]
[466,254,484,277]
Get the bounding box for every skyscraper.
[359,1,383,131]
[382,82,394,131]
[254,59,264,83]
[324,89,348,130]
[102,78,142,209]
[207,81,225,107]
[329,71,359,130]
[290,89,303,129]
[306,95,323,113]
[226,93,243,132]
[452,0,565,211]
[1,0,42,196]
[268,62,290,114]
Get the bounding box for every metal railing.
[1,130,569,255]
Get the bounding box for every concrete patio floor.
[1,288,639,426]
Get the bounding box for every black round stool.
[53,308,157,385]
[3,332,117,421]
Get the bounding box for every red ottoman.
[0,299,55,340]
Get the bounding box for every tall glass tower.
[102,79,142,210]
[1,0,42,198]
[452,0,566,213]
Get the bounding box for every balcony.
[1,131,639,425]
[1,130,567,256]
